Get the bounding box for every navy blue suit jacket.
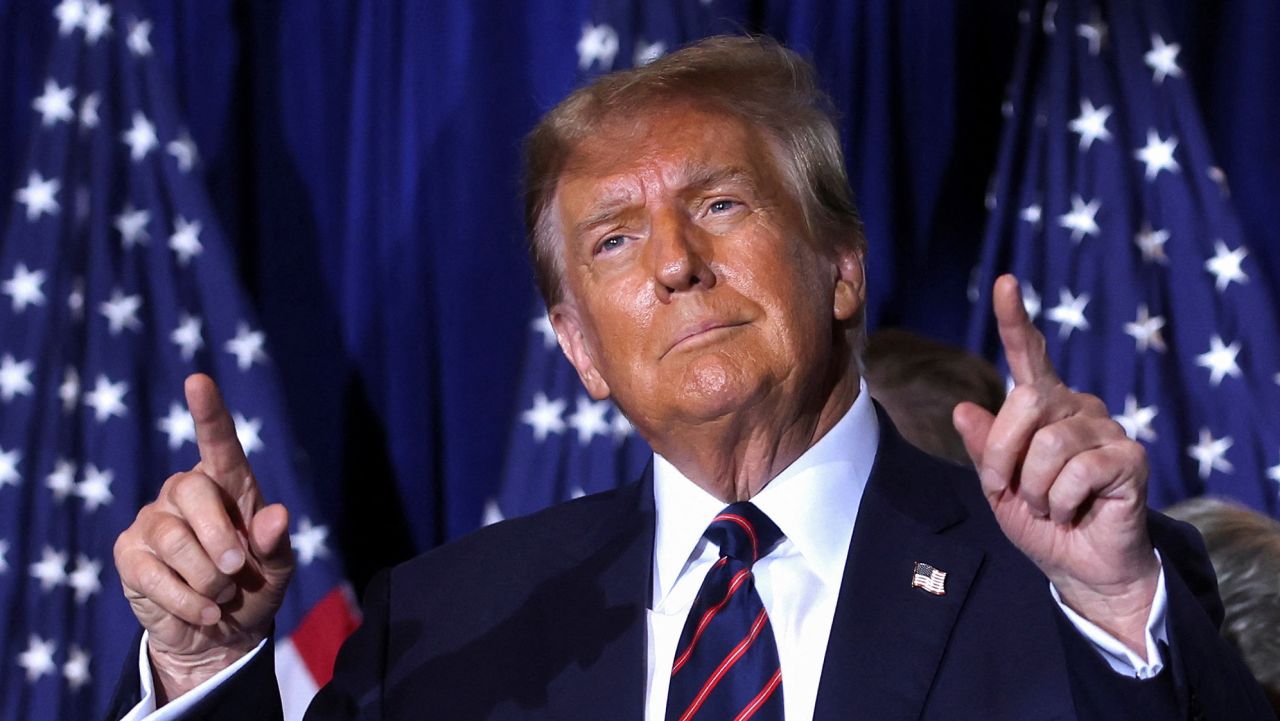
[107,413,1273,720]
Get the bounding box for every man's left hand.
[953,274,1160,655]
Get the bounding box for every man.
[109,36,1271,720]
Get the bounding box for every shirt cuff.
[1049,551,1168,680]
[119,631,269,721]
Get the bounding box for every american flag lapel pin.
[911,562,947,596]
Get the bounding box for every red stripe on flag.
[288,586,362,686]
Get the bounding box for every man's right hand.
[114,374,295,703]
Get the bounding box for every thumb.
[249,503,295,580]
[953,401,995,478]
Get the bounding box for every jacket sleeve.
[99,632,283,721]
[1058,512,1273,721]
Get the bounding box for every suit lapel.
[538,472,655,721]
[813,410,985,721]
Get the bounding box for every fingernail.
[200,606,221,625]
[219,549,245,573]
[215,585,236,604]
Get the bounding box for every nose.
[650,210,716,302]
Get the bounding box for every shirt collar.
[651,379,879,607]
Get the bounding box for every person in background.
[863,328,1005,466]
[1164,496,1280,716]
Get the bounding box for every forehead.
[555,104,786,213]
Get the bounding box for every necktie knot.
[704,502,783,566]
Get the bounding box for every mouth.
[662,320,748,358]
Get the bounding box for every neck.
[651,366,861,503]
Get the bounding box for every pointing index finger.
[994,274,1059,387]
[185,374,256,497]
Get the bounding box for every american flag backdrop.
[0,2,358,720]
[967,0,1280,516]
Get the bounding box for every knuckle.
[1007,385,1041,408]
[153,515,196,559]
[1033,426,1068,456]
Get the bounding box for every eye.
[708,199,739,214]
[595,235,627,255]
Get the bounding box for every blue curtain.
[3,0,1277,598]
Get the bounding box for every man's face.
[549,104,864,440]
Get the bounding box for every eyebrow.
[571,164,761,237]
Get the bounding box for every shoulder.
[383,479,649,604]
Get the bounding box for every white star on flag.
[157,403,196,450]
[14,172,61,221]
[1076,12,1107,55]
[0,446,21,489]
[1123,304,1166,353]
[1069,99,1112,150]
[171,313,204,360]
[530,314,557,349]
[1188,428,1233,479]
[1041,0,1058,34]
[225,323,267,370]
[1113,395,1158,443]
[126,17,152,56]
[1018,203,1042,227]
[17,636,57,683]
[1134,130,1180,180]
[114,204,150,248]
[54,0,85,35]
[1204,240,1249,292]
[1045,288,1091,338]
[167,131,199,173]
[46,459,77,501]
[634,38,666,66]
[67,555,102,603]
[290,518,330,565]
[0,354,35,401]
[99,288,143,335]
[30,547,67,591]
[58,367,79,413]
[576,22,619,71]
[567,396,610,444]
[83,374,128,422]
[75,463,114,511]
[1020,282,1041,321]
[1057,194,1100,242]
[82,0,112,44]
[122,111,157,161]
[1134,223,1170,264]
[169,216,204,265]
[1196,335,1242,387]
[1268,457,1280,486]
[1144,34,1182,84]
[522,392,566,441]
[63,646,91,690]
[0,539,8,573]
[2,263,47,312]
[79,91,100,129]
[233,413,264,455]
[32,79,76,126]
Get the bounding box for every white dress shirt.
[644,379,1168,721]
[127,382,1167,720]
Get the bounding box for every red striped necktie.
[665,502,785,721]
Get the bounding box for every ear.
[549,302,612,400]
[832,246,866,322]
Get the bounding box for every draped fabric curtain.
[3,0,1277,597]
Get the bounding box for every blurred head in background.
[864,328,1005,465]
[1164,496,1280,713]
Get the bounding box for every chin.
[673,357,771,419]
